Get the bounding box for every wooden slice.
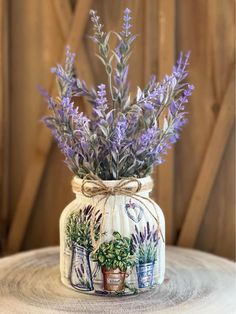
[0,246,235,313]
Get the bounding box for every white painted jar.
[60,176,165,296]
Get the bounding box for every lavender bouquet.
[43,8,194,180]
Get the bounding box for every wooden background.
[0,0,235,260]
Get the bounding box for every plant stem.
[107,71,115,110]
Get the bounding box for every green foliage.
[77,277,91,290]
[136,242,158,264]
[66,206,101,252]
[92,231,135,272]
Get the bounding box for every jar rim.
[72,175,153,193]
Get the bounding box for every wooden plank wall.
[0,0,235,260]
[0,0,9,252]
[175,0,235,258]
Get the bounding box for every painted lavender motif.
[43,7,193,296]
[132,222,159,288]
[66,206,101,291]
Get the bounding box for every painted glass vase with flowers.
[42,8,194,296]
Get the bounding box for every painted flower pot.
[70,243,94,291]
[60,176,165,296]
[136,262,155,288]
[102,267,126,292]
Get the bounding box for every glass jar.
[60,176,165,296]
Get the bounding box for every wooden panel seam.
[178,71,235,247]
[6,0,94,254]
[156,0,176,244]
[0,0,9,254]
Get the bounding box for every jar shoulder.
[60,198,78,222]
[152,200,165,224]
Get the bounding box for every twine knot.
[80,173,142,198]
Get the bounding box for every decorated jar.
[60,175,165,296]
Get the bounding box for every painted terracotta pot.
[102,266,126,292]
[60,176,165,296]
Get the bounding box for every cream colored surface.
[0,246,235,314]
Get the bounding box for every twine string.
[72,173,164,252]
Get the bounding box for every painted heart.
[125,201,144,223]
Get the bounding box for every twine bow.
[72,173,164,252]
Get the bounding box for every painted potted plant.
[132,222,159,288]
[92,231,135,292]
[66,206,101,291]
[42,8,193,295]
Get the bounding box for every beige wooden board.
[195,0,235,259]
[155,0,175,245]
[0,0,9,251]
[7,0,64,254]
[7,0,47,254]
[175,0,235,258]
[0,246,236,313]
[7,0,93,254]
[22,0,94,251]
[143,0,175,245]
[178,73,235,247]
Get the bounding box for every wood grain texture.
[175,0,235,257]
[53,0,95,106]
[0,246,235,313]
[0,0,9,253]
[175,0,213,238]
[178,72,235,247]
[195,0,235,259]
[155,0,175,245]
[22,0,70,251]
[22,0,95,252]
[7,0,93,254]
[7,0,54,254]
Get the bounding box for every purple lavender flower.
[143,102,154,111]
[132,234,137,244]
[84,206,92,216]
[96,213,102,224]
[89,10,105,43]
[147,222,150,235]
[95,84,108,108]
[80,263,84,274]
[42,9,194,180]
[143,226,147,239]
[51,47,76,98]
[131,222,159,264]
[121,8,132,38]
[91,84,108,122]
[173,51,190,80]
[77,267,83,278]
[107,113,128,178]
[136,127,156,154]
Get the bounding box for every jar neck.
[75,189,151,199]
[72,175,153,197]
